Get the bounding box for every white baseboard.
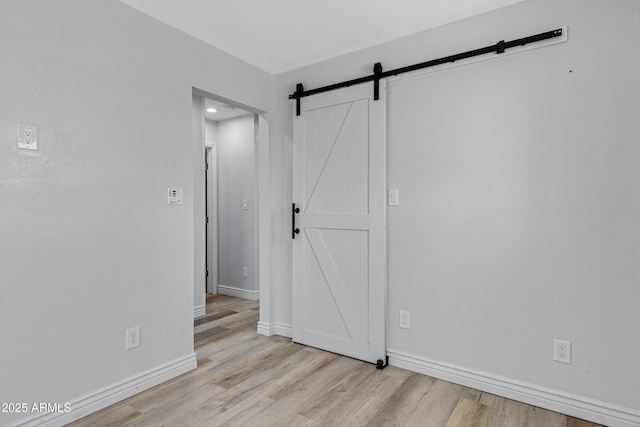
[388,349,640,427]
[257,321,292,338]
[10,353,197,427]
[194,304,206,319]
[218,284,259,301]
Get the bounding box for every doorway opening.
[192,88,270,331]
[204,97,256,298]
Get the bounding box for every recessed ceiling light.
[206,108,217,113]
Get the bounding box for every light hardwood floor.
[70,295,604,427]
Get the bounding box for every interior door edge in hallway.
[292,80,387,365]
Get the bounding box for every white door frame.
[205,146,218,294]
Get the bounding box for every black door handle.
[292,203,300,239]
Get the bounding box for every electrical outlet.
[126,326,140,350]
[242,266,249,278]
[17,123,38,150]
[242,199,248,210]
[553,339,571,364]
[399,311,411,329]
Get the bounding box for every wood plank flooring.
[69,294,605,427]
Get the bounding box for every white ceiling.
[119,0,524,74]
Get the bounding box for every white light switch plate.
[388,189,399,206]
[168,187,183,205]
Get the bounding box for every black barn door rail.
[290,28,563,116]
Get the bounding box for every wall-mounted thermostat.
[168,187,183,205]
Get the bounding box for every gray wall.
[205,119,217,146]
[271,0,640,417]
[216,115,257,294]
[0,0,270,425]
[3,0,639,424]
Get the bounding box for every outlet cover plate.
[553,339,571,364]
[399,311,411,329]
[126,326,140,350]
[17,123,38,150]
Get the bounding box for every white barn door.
[292,81,387,365]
